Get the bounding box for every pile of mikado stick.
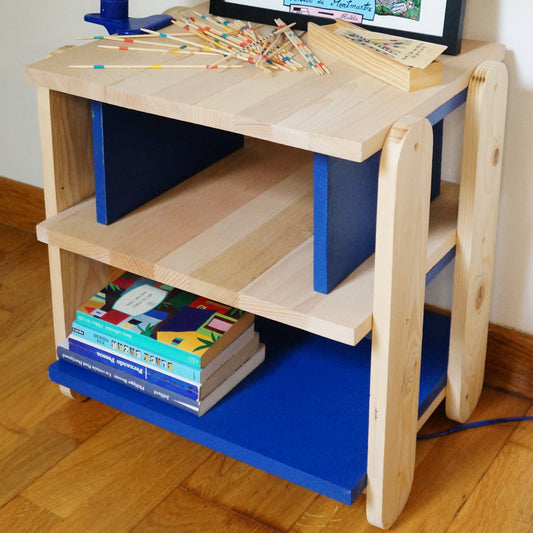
[71,11,329,75]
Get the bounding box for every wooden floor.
[1,221,533,532]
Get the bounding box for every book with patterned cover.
[76,272,254,368]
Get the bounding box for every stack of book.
[57,271,264,416]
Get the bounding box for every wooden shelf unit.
[26,12,508,528]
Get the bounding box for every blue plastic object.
[84,0,173,35]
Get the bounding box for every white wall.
[1,1,532,334]
[1,0,183,187]
[426,0,533,335]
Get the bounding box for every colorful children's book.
[70,320,256,383]
[57,340,265,416]
[75,272,255,368]
[67,330,260,400]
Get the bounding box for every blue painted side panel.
[313,116,450,295]
[312,91,467,294]
[426,246,456,287]
[49,310,450,504]
[91,101,244,224]
[427,88,468,126]
[314,152,380,294]
[431,119,444,201]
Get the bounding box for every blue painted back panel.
[92,102,244,224]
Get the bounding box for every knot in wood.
[475,283,486,311]
[492,146,500,167]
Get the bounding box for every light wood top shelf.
[24,13,505,163]
[37,138,459,345]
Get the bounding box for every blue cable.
[417,416,533,440]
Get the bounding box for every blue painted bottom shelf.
[48,311,450,505]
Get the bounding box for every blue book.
[67,337,199,400]
[57,340,265,416]
[57,342,198,410]
[71,320,256,384]
[68,330,260,400]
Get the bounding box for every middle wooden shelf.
[37,137,459,346]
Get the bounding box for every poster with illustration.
[209,0,466,54]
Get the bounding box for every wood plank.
[313,120,445,295]
[91,101,244,224]
[46,308,450,508]
[0,177,45,233]
[447,60,509,423]
[132,486,277,533]
[0,497,62,531]
[37,86,108,400]
[22,413,213,527]
[25,13,505,163]
[446,403,533,532]
[366,115,433,529]
[272,40,505,162]
[157,160,314,289]
[36,139,459,345]
[37,88,94,217]
[313,152,380,294]
[181,453,318,532]
[37,138,310,274]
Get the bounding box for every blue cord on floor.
[417,416,533,440]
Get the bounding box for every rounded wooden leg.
[59,385,87,401]
[446,61,508,423]
[366,115,433,529]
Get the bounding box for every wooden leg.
[37,87,95,217]
[37,88,109,399]
[446,61,509,423]
[48,246,110,401]
[48,246,110,346]
[366,116,433,529]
